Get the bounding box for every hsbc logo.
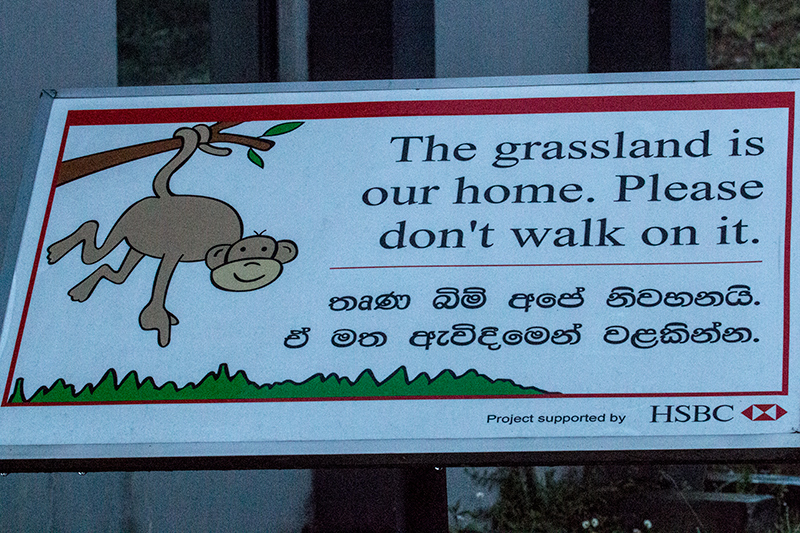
[742,404,787,421]
[651,404,789,423]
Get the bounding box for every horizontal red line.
[4,389,786,407]
[330,260,763,270]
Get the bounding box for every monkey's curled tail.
[152,124,231,198]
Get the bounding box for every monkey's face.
[205,235,298,292]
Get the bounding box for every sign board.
[1,73,799,460]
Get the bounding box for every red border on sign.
[3,91,794,405]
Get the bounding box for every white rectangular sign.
[1,73,798,459]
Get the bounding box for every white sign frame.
[1,71,799,461]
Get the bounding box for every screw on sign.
[741,404,787,421]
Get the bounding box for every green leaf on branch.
[262,121,304,136]
[247,148,264,168]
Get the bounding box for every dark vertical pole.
[589,0,706,73]
[308,0,394,81]
[307,0,434,81]
[589,0,671,72]
[392,0,435,79]
[670,0,706,70]
[209,0,261,83]
[306,469,405,532]
[306,467,448,532]
[588,0,708,516]
[258,0,280,81]
[304,1,444,527]
[403,466,449,532]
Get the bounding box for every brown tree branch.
[56,122,275,187]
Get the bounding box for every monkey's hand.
[193,124,232,157]
[139,302,178,347]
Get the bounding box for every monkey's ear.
[205,244,230,270]
[275,240,298,264]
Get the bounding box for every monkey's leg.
[48,221,99,264]
[47,220,126,265]
[68,249,144,302]
[139,253,182,347]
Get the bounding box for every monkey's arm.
[56,122,275,187]
[139,253,183,347]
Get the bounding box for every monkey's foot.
[139,303,176,347]
[47,220,99,264]
[47,238,73,265]
[68,277,99,302]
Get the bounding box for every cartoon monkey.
[47,124,298,347]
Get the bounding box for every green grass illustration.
[8,365,548,405]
